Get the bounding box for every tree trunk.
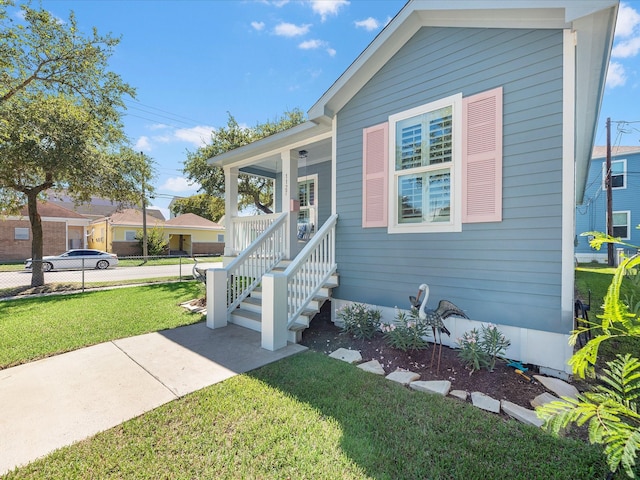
[27,192,45,287]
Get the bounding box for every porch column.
[280,150,298,259]
[224,166,239,257]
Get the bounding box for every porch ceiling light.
[298,150,308,159]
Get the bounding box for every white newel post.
[224,167,238,257]
[207,268,228,329]
[280,150,298,259]
[261,272,288,351]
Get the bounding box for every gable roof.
[165,213,223,229]
[19,201,87,220]
[208,0,617,205]
[592,145,640,159]
[96,209,164,227]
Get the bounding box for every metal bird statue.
[409,283,469,373]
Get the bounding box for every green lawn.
[0,282,205,369]
[3,352,609,480]
[0,273,620,479]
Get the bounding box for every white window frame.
[14,227,29,240]
[602,159,627,190]
[124,230,137,241]
[297,174,318,229]
[612,210,631,240]
[388,93,462,234]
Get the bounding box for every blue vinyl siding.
[576,151,640,258]
[334,27,568,334]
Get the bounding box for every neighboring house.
[165,213,225,256]
[204,0,618,378]
[0,202,90,261]
[575,146,640,263]
[87,209,224,257]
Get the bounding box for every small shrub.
[457,323,511,373]
[337,303,381,340]
[456,328,487,373]
[481,323,511,371]
[381,307,431,352]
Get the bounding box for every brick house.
[0,202,90,261]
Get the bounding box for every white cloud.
[299,39,325,50]
[149,123,170,131]
[274,22,310,37]
[310,0,349,22]
[612,35,640,58]
[326,47,336,57]
[159,177,201,193]
[135,136,152,152]
[355,17,379,31]
[251,21,265,31]
[606,61,627,88]
[174,126,214,147]
[616,3,640,38]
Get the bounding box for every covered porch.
[205,121,338,351]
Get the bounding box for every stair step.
[230,308,262,332]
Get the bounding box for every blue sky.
[27,1,640,217]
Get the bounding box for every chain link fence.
[0,255,221,298]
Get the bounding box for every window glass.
[125,230,136,241]
[397,169,450,224]
[395,106,452,171]
[613,211,629,238]
[14,228,29,240]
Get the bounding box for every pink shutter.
[462,87,503,223]
[362,122,389,228]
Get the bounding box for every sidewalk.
[0,322,307,475]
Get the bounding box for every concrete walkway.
[0,322,307,475]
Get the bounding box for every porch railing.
[226,212,288,313]
[230,213,281,255]
[284,214,337,329]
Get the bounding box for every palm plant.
[537,245,640,479]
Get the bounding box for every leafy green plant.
[481,323,511,371]
[538,235,640,478]
[136,226,169,256]
[337,302,381,340]
[456,328,487,373]
[381,307,430,352]
[456,324,511,373]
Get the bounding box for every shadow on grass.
[249,351,611,480]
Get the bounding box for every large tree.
[0,1,150,286]
[170,193,225,223]
[182,109,305,214]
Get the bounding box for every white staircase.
[230,260,339,342]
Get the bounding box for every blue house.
[204,0,618,377]
[576,146,640,263]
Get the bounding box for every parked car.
[25,249,119,271]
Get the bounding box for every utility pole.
[606,117,614,266]
[141,152,148,263]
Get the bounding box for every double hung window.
[388,94,462,233]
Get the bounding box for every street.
[0,263,222,290]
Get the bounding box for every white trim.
[612,210,632,240]
[331,116,337,216]
[562,28,576,327]
[297,174,318,229]
[387,93,462,234]
[14,227,29,240]
[602,158,627,190]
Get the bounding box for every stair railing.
[284,214,338,329]
[230,213,282,255]
[226,212,288,313]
